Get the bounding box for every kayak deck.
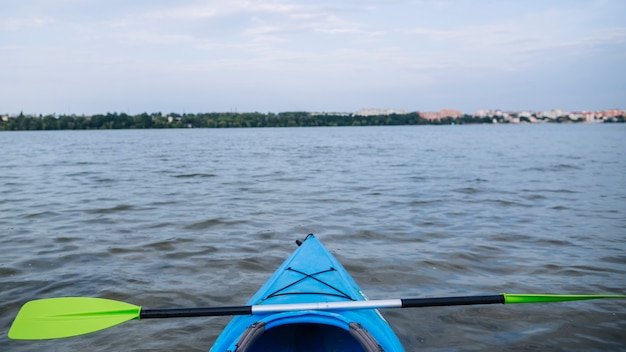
[210,234,404,351]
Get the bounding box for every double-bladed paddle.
[8,293,624,340]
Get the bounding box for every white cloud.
[0,16,55,31]
[141,0,311,22]
[1,0,625,113]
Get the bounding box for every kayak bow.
[7,234,624,350]
[209,233,405,351]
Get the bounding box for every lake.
[1,124,625,351]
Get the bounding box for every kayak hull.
[210,234,404,351]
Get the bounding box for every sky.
[1,0,625,115]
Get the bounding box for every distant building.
[310,112,352,116]
[542,109,564,119]
[475,109,490,117]
[419,111,439,120]
[356,108,408,116]
[582,111,597,122]
[569,112,584,121]
[600,109,624,118]
[419,109,463,120]
[438,109,463,119]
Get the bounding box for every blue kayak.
[210,234,404,351]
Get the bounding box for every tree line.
[1,111,623,131]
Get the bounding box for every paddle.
[8,294,624,340]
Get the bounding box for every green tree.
[42,115,59,130]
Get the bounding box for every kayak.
[210,234,405,351]
[7,235,623,345]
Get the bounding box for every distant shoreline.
[1,111,624,131]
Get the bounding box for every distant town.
[351,108,625,123]
[1,108,624,130]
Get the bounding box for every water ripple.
[1,125,625,351]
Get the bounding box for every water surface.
[1,124,625,351]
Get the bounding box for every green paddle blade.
[503,293,626,304]
[8,297,141,340]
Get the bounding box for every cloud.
[141,0,310,22]
[400,8,626,74]
[0,16,55,31]
[1,0,625,114]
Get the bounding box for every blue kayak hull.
[210,235,404,351]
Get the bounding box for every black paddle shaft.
[140,306,252,319]
[139,295,506,319]
[402,295,505,308]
